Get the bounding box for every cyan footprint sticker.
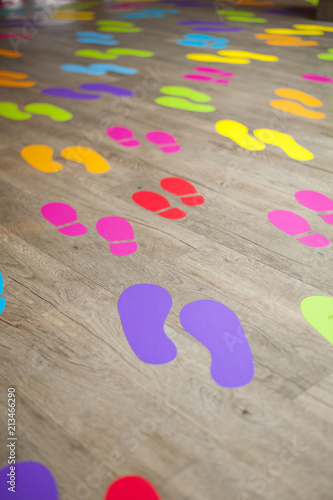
[121,8,179,18]
[76,31,119,45]
[155,85,215,112]
[0,272,5,314]
[118,284,177,364]
[180,300,254,388]
[61,63,137,75]
[177,33,229,49]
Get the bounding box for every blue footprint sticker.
[42,83,134,99]
[121,8,179,18]
[0,272,5,314]
[177,33,229,49]
[61,63,137,75]
[76,31,119,45]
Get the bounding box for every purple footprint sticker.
[179,300,254,388]
[41,88,100,100]
[80,83,134,97]
[118,284,177,364]
[0,461,58,500]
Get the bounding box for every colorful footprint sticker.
[0,271,5,315]
[301,296,333,345]
[218,9,267,22]
[42,88,100,100]
[118,284,177,364]
[177,33,229,49]
[183,66,234,84]
[295,190,333,225]
[155,86,215,112]
[61,63,137,75]
[76,31,119,45]
[21,145,63,173]
[105,476,161,500]
[255,34,319,47]
[267,210,329,247]
[0,48,22,58]
[41,202,88,236]
[160,177,204,205]
[121,7,179,18]
[215,120,265,151]
[187,50,278,65]
[253,129,314,161]
[179,300,254,388]
[59,1,98,10]
[106,126,141,147]
[24,103,73,121]
[0,462,58,500]
[302,74,333,85]
[96,216,137,256]
[146,131,181,153]
[0,71,35,87]
[179,19,243,32]
[317,49,333,61]
[132,191,187,219]
[61,146,110,174]
[270,88,325,119]
[0,102,31,120]
[52,10,95,20]
[75,48,154,59]
[42,84,134,99]
[96,20,141,32]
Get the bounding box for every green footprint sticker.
[218,10,266,22]
[317,48,333,61]
[75,48,154,59]
[0,102,31,120]
[59,1,98,9]
[96,20,141,33]
[155,86,215,113]
[25,103,73,121]
[301,296,333,345]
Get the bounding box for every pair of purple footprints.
[118,284,254,388]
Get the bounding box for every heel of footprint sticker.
[267,210,329,247]
[301,296,333,346]
[270,88,325,119]
[41,202,88,236]
[96,216,137,256]
[179,300,254,388]
[155,85,215,112]
[160,177,204,206]
[132,191,187,219]
[118,284,177,364]
[0,272,5,315]
[146,131,181,153]
[106,126,141,147]
[295,190,333,225]
[21,145,63,173]
[105,476,161,500]
[61,146,110,174]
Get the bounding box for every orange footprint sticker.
[270,89,325,119]
[255,34,318,46]
[0,71,35,88]
[21,145,63,173]
[0,49,22,58]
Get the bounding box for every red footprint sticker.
[132,191,186,219]
[160,177,205,206]
[104,476,161,500]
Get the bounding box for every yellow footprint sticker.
[217,50,278,62]
[265,28,323,35]
[52,10,95,20]
[21,145,63,173]
[271,88,325,119]
[294,24,333,32]
[253,129,314,161]
[216,120,266,151]
[61,146,110,174]
[301,296,333,346]
[186,53,250,64]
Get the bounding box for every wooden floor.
[0,0,333,498]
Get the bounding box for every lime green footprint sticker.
[75,48,154,60]
[59,1,98,9]
[96,20,141,33]
[156,86,215,113]
[0,102,31,120]
[317,48,333,61]
[301,296,333,345]
[0,102,72,121]
[217,10,267,22]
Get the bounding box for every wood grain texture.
[0,0,333,499]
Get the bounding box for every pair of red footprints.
[133,177,205,219]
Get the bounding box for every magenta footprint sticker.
[118,284,177,364]
[179,300,254,388]
[96,216,137,256]
[106,126,140,147]
[80,83,134,97]
[41,202,88,236]
[41,88,100,100]
[302,74,333,85]
[146,131,181,153]
[0,461,58,500]
[184,66,235,84]
[295,190,333,225]
[268,210,329,247]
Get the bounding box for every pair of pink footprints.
[106,127,181,154]
[41,203,137,256]
[133,177,205,220]
[268,190,333,247]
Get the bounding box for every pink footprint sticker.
[183,66,235,84]
[146,131,181,153]
[106,126,140,147]
[268,210,329,247]
[41,202,88,236]
[302,74,333,85]
[96,216,137,256]
[295,190,333,225]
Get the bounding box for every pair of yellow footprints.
[216,121,314,161]
[21,145,110,174]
